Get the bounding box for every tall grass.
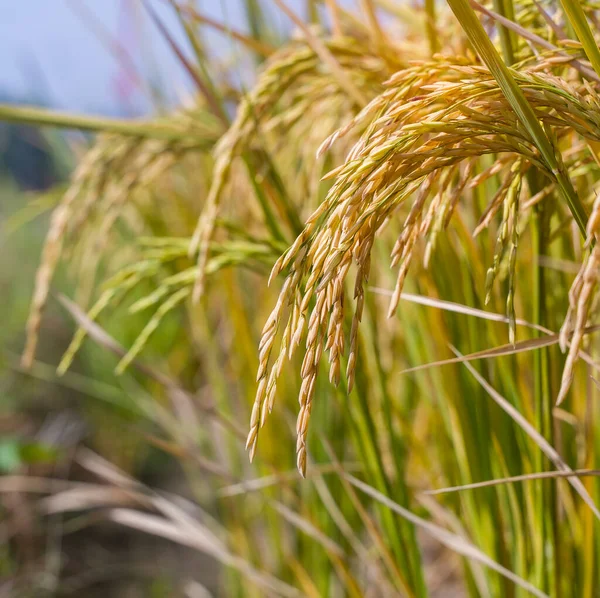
[3,1,600,596]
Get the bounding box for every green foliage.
[0,438,59,473]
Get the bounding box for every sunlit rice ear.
[251,51,600,473]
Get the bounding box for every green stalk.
[362,295,426,593]
[242,154,289,244]
[345,375,423,596]
[492,0,515,64]
[0,103,216,144]
[490,2,559,588]
[336,316,426,596]
[446,0,589,237]
[307,0,319,23]
[425,0,440,54]
[530,173,559,597]
[244,0,271,46]
[558,0,600,78]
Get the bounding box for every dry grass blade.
[343,473,548,598]
[106,508,301,598]
[531,0,568,40]
[59,450,301,594]
[0,476,78,494]
[57,297,246,441]
[76,448,140,488]
[273,0,367,108]
[454,346,600,521]
[537,255,581,274]
[40,487,151,513]
[369,286,551,334]
[270,500,345,557]
[402,325,600,375]
[217,463,360,497]
[426,469,600,495]
[178,4,275,57]
[469,0,600,83]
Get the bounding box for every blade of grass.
[269,500,345,557]
[453,346,600,521]
[426,470,600,495]
[107,507,302,597]
[557,0,600,77]
[530,169,558,595]
[492,0,516,64]
[369,286,552,334]
[469,0,600,83]
[217,463,361,497]
[446,0,589,236]
[0,104,216,143]
[322,441,415,595]
[343,473,549,598]
[401,325,600,374]
[178,4,275,57]
[143,0,229,126]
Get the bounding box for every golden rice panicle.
[296,287,327,477]
[557,194,600,405]
[506,177,521,346]
[74,144,177,312]
[247,275,296,460]
[326,264,348,387]
[251,57,600,472]
[420,166,455,268]
[21,143,107,368]
[484,170,522,306]
[189,44,321,300]
[388,175,436,318]
[424,160,475,266]
[190,37,389,304]
[22,101,216,371]
[473,160,524,237]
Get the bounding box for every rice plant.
[3,1,600,596]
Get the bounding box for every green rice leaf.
[558,0,600,78]
[446,0,589,235]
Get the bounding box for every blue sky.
[0,0,315,115]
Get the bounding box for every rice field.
[2,1,600,596]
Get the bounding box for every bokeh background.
[0,2,300,595]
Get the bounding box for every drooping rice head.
[253,56,600,474]
[21,104,221,369]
